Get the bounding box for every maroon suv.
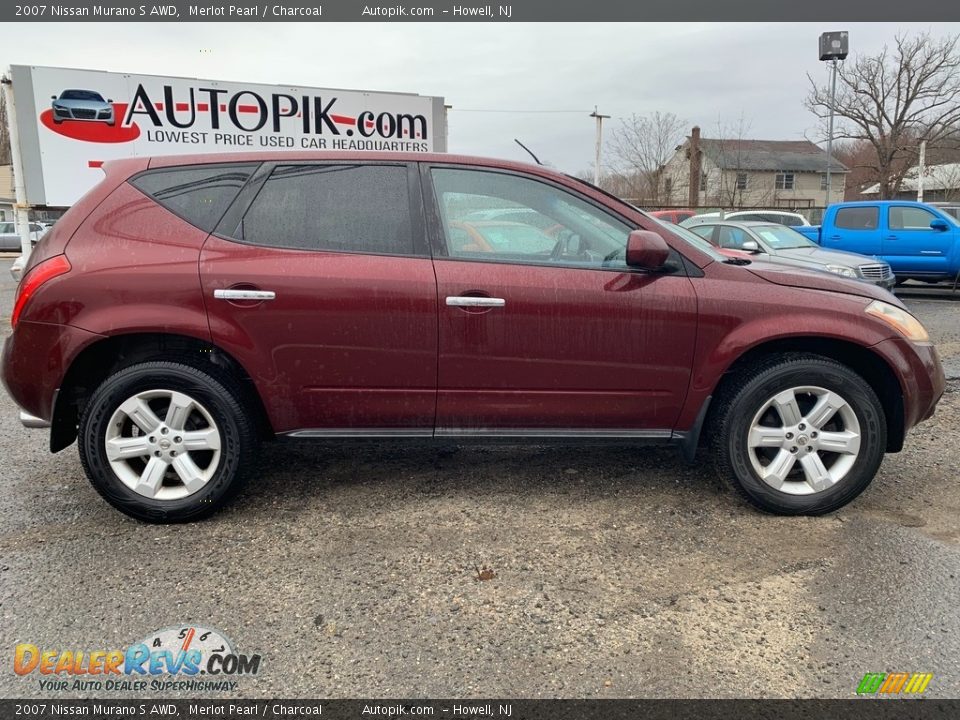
[1,152,945,522]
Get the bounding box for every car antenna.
[514,139,543,165]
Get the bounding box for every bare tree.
[806,32,960,199]
[0,91,11,166]
[708,113,780,207]
[607,111,686,204]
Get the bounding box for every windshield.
[751,224,817,250]
[647,216,727,261]
[60,90,105,101]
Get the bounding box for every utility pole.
[819,31,849,206]
[590,106,610,186]
[825,57,838,203]
[917,140,926,203]
[1,74,32,259]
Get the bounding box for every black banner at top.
[2,0,960,22]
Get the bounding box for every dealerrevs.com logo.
[13,626,261,692]
[42,81,431,151]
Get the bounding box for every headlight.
[825,264,856,278]
[865,300,930,343]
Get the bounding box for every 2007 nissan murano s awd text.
[1,152,946,522]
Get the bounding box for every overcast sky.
[5,22,960,173]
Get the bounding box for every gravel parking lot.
[0,256,959,699]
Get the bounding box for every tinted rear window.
[131,164,257,232]
[834,206,878,230]
[235,164,413,255]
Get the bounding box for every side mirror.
[931,218,950,231]
[626,230,670,270]
[107,99,114,103]
[741,240,761,253]
[50,95,57,100]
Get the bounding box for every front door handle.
[214,289,276,301]
[446,296,506,308]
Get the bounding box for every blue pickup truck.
[795,201,960,283]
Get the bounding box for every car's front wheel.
[712,353,886,515]
[79,361,258,523]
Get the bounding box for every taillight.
[11,254,72,329]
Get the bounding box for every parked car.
[930,203,960,222]
[686,221,895,290]
[649,209,697,224]
[50,89,115,126]
[682,210,811,227]
[0,221,47,251]
[9,254,26,283]
[794,201,960,283]
[1,153,944,522]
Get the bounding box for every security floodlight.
[819,31,849,61]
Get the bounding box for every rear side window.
[131,164,257,232]
[236,164,413,255]
[834,206,878,230]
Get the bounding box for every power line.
[449,108,592,114]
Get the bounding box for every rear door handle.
[446,296,506,308]
[214,289,276,301]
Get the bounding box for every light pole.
[590,106,610,186]
[819,31,849,205]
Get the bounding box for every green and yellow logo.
[856,672,933,695]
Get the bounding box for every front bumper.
[53,107,115,123]
[859,275,896,291]
[873,336,946,434]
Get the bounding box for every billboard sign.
[9,65,447,207]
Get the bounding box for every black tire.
[711,353,886,515]
[79,361,258,523]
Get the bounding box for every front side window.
[430,168,633,269]
[237,164,413,255]
[889,206,938,231]
[775,172,795,190]
[835,206,879,230]
[716,226,752,250]
[131,163,257,233]
[689,225,714,241]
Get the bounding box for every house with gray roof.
[660,127,848,209]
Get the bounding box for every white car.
[0,221,47,251]
[9,254,26,283]
[681,210,811,228]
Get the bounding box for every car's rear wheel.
[712,353,886,514]
[79,361,257,523]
